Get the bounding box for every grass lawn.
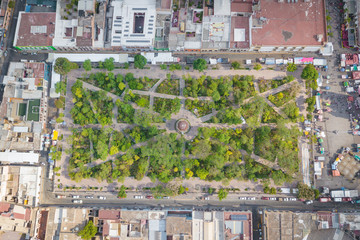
[27,99,40,121]
[18,103,27,116]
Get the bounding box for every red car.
[261,197,269,200]
[343,197,352,202]
[146,195,154,199]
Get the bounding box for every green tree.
[104,58,115,71]
[83,59,92,71]
[218,188,228,201]
[297,183,315,200]
[178,185,185,194]
[301,64,318,90]
[134,54,147,69]
[55,81,67,95]
[301,64,318,80]
[118,82,126,91]
[8,1,15,8]
[54,57,78,75]
[314,189,320,199]
[231,61,241,69]
[286,63,297,72]
[196,168,209,180]
[117,185,127,198]
[254,63,262,70]
[78,221,97,240]
[193,59,207,72]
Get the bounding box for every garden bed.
[156,79,179,95]
[185,99,214,117]
[153,97,181,118]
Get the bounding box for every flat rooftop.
[252,0,326,46]
[14,12,56,47]
[230,16,250,49]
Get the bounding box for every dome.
[177,120,189,131]
[175,119,190,134]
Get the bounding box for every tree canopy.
[301,64,318,90]
[117,185,127,198]
[193,59,207,72]
[54,57,78,75]
[83,59,92,71]
[78,221,97,240]
[297,183,315,200]
[301,64,318,80]
[134,54,147,69]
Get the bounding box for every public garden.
[52,56,317,199]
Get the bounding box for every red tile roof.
[230,16,250,49]
[102,222,109,236]
[98,210,121,220]
[15,12,56,47]
[25,62,45,78]
[252,0,326,46]
[0,202,10,213]
[231,0,253,13]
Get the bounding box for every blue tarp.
[25,5,31,12]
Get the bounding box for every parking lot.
[314,55,360,191]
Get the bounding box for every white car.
[289,198,297,201]
[85,196,93,199]
[163,196,170,199]
[283,198,289,201]
[305,200,313,205]
[269,197,277,201]
[204,197,210,200]
[239,197,247,200]
[247,197,256,201]
[134,195,144,199]
[98,196,106,200]
[72,195,80,199]
[72,200,83,204]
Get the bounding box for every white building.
[110,0,156,49]
[0,165,42,207]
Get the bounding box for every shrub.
[254,63,262,70]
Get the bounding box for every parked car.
[269,197,277,201]
[56,195,66,199]
[85,195,93,199]
[204,197,210,200]
[343,197,352,202]
[305,200,313,205]
[319,197,331,203]
[72,200,83,204]
[146,195,153,199]
[155,196,162,199]
[163,196,170,199]
[239,197,247,200]
[247,197,256,201]
[134,195,144,199]
[72,195,80,199]
[289,198,297,201]
[283,198,289,201]
[98,196,106,200]
[261,197,269,200]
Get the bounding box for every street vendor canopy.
[352,71,360,80]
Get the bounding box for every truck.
[319,197,332,203]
